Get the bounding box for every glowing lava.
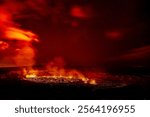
[22,67,96,85]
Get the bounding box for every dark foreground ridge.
[0,76,150,100]
[0,67,150,100]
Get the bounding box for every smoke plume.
[0,0,39,67]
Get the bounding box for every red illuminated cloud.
[105,31,122,40]
[70,5,92,19]
[71,6,86,18]
[109,46,150,67]
[0,0,39,67]
[119,46,150,61]
[0,41,9,50]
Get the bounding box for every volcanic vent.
[0,0,97,85]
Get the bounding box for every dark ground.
[0,67,150,100]
[0,76,150,100]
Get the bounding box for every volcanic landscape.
[0,0,150,99]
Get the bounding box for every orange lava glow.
[22,67,97,85]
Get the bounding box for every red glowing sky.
[0,0,149,68]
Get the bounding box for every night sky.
[0,0,150,68]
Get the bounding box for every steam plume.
[0,0,38,67]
